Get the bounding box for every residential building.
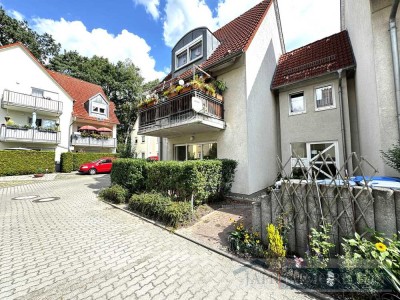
[271,31,356,178]
[0,43,73,161]
[341,0,400,176]
[48,71,119,153]
[131,119,159,159]
[138,0,285,195]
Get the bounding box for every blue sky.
[0,0,339,82]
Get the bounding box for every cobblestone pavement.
[0,175,316,299]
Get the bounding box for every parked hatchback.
[79,157,114,175]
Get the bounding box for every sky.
[0,0,340,82]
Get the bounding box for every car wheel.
[89,168,97,175]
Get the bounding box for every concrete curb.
[103,200,333,300]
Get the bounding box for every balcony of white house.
[0,125,60,144]
[138,89,225,137]
[1,90,63,115]
[71,133,116,148]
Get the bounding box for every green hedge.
[0,150,55,176]
[60,152,119,172]
[99,184,128,204]
[128,193,192,227]
[111,159,237,204]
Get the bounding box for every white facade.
[0,44,74,161]
[131,120,159,158]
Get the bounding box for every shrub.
[146,161,183,196]
[228,221,264,257]
[111,159,147,193]
[381,142,400,173]
[0,150,54,176]
[219,159,238,196]
[60,152,118,172]
[60,152,74,173]
[306,223,334,269]
[99,185,128,204]
[128,193,192,227]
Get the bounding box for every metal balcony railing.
[0,125,61,144]
[138,89,224,133]
[2,90,63,114]
[71,135,116,148]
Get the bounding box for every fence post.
[261,192,274,242]
[373,188,396,238]
[395,190,400,233]
[294,182,308,256]
[252,201,261,235]
[353,186,375,238]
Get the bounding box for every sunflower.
[375,242,387,252]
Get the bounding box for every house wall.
[244,0,282,193]
[342,0,399,175]
[278,74,353,174]
[0,46,73,161]
[131,120,159,158]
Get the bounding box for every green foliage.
[228,221,264,257]
[219,159,238,196]
[340,230,400,293]
[99,185,128,204]
[213,79,228,94]
[110,159,147,193]
[267,223,286,258]
[60,152,118,173]
[128,193,192,227]
[0,7,61,63]
[381,142,400,173]
[0,150,54,176]
[119,136,134,158]
[306,223,334,269]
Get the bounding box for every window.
[134,137,138,144]
[89,94,108,117]
[141,152,145,159]
[141,136,145,143]
[31,88,44,98]
[28,118,56,129]
[315,85,335,110]
[174,142,217,161]
[175,37,203,70]
[289,92,305,114]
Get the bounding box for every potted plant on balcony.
[213,80,227,101]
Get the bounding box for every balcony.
[0,125,60,144]
[2,90,63,115]
[138,89,225,137]
[71,135,116,148]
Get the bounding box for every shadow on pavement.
[86,174,111,195]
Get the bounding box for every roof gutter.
[389,0,400,139]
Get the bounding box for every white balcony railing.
[0,125,60,144]
[2,90,63,114]
[71,135,116,148]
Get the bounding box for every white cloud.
[8,9,25,22]
[133,0,160,20]
[163,0,216,47]
[215,0,260,27]
[278,0,340,51]
[32,18,165,82]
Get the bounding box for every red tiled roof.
[47,70,120,125]
[271,30,355,89]
[154,0,272,91]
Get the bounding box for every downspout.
[389,0,400,138]
[337,69,348,170]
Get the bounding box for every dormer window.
[175,37,203,70]
[89,94,108,118]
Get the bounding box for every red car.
[79,157,114,175]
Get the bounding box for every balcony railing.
[2,90,63,114]
[0,126,61,144]
[138,89,224,135]
[71,135,116,148]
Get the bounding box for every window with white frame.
[174,142,217,161]
[31,88,44,98]
[90,94,108,117]
[141,136,145,143]
[315,85,335,110]
[175,37,203,70]
[289,92,305,114]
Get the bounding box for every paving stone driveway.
[0,174,316,299]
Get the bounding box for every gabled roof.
[47,70,120,124]
[271,30,356,89]
[156,0,272,90]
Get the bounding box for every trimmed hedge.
[61,152,118,172]
[128,193,192,227]
[110,159,148,192]
[111,158,238,204]
[99,184,128,204]
[0,150,55,176]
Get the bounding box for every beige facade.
[131,120,159,159]
[341,0,400,175]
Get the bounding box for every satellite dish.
[192,97,202,112]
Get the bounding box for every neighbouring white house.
[0,42,119,164]
[340,0,400,176]
[131,119,160,159]
[48,70,119,154]
[138,0,285,195]
[271,31,356,178]
[0,42,73,161]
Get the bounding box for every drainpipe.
[389,0,400,138]
[337,69,348,169]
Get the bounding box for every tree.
[0,7,60,63]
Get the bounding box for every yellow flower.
[375,242,387,252]
[256,240,260,244]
